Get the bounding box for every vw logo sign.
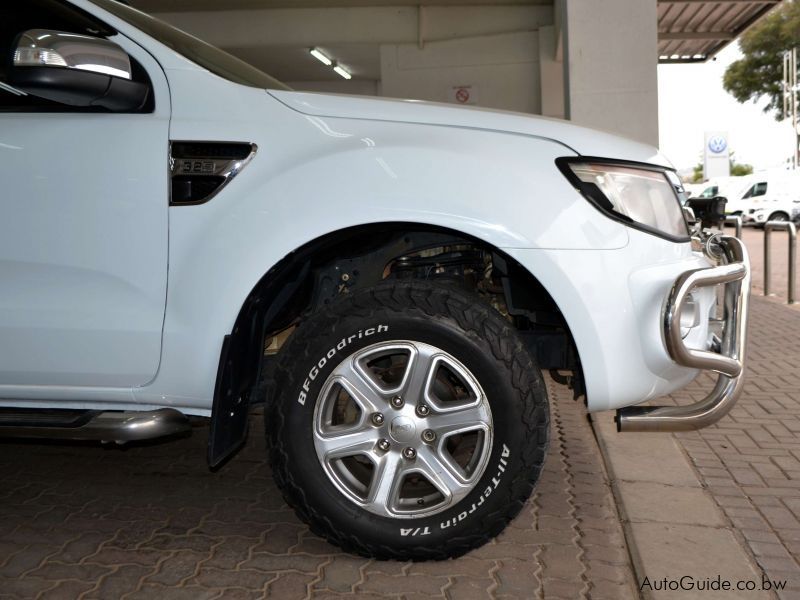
[708,136,728,154]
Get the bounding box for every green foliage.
[691,154,754,182]
[692,163,704,182]
[723,1,800,120]
[730,161,754,176]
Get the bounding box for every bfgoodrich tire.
[266,281,549,560]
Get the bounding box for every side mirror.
[10,29,149,111]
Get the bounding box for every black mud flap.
[208,335,250,469]
[207,262,310,469]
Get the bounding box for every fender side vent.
[170,141,257,205]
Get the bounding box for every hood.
[268,90,672,168]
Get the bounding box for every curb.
[589,412,773,600]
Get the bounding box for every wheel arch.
[208,221,585,467]
[768,210,790,221]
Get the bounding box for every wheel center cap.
[389,416,416,443]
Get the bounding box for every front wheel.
[266,281,549,560]
[768,211,789,222]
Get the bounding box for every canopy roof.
[658,0,782,63]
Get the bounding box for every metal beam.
[658,56,708,63]
[659,31,736,40]
[132,0,550,11]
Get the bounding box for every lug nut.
[402,447,417,460]
[416,403,430,417]
[422,429,436,443]
[372,412,385,426]
[377,439,391,452]
[390,395,404,408]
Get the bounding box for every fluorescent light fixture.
[309,48,332,66]
[333,64,352,80]
[310,47,352,80]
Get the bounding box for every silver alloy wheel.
[312,340,494,518]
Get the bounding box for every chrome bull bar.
[616,235,751,432]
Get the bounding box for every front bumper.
[743,210,766,224]
[616,235,750,431]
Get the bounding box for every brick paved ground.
[0,376,636,599]
[666,295,800,597]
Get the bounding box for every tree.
[723,1,800,120]
[731,161,754,177]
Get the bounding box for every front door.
[0,1,169,388]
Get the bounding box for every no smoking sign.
[449,85,478,106]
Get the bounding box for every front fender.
[135,89,630,410]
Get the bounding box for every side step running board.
[0,408,191,443]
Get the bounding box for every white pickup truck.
[0,0,750,560]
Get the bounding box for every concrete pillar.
[563,0,659,146]
[539,25,564,118]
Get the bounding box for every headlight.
[557,158,689,241]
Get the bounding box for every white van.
[738,172,800,224]
[691,176,754,215]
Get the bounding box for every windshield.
[698,186,718,198]
[90,0,289,90]
[742,182,767,199]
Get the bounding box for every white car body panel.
[507,232,715,411]
[0,0,713,417]
[269,90,673,169]
[0,32,169,388]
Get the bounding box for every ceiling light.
[309,48,332,66]
[333,65,352,80]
